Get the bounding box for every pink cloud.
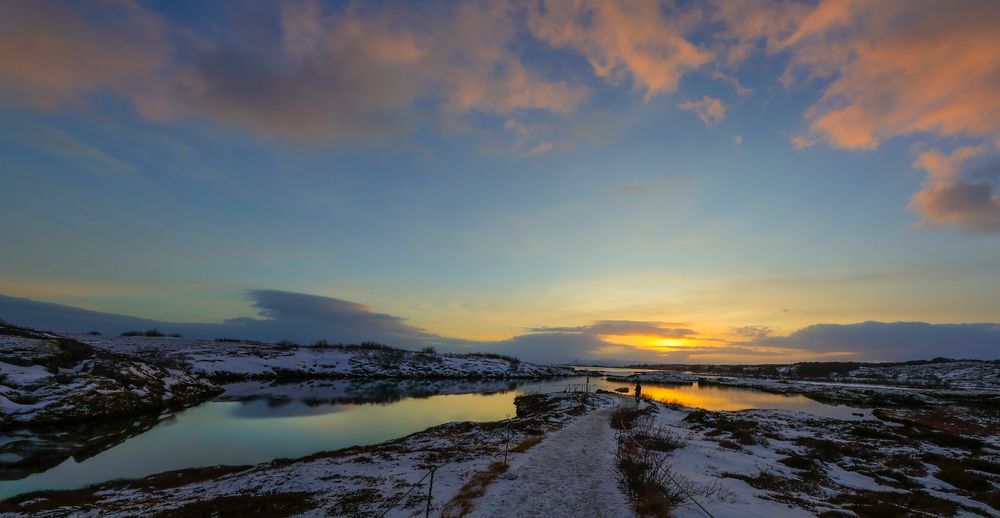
[909,146,1000,234]
[527,0,712,100]
[0,0,589,142]
[784,1,1000,150]
[0,0,169,110]
[677,96,726,126]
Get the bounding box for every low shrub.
[120,329,180,338]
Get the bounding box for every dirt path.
[469,406,634,518]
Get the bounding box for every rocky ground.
[606,371,698,385]
[0,324,222,480]
[625,398,1000,517]
[0,325,218,429]
[697,376,1000,410]
[73,335,575,381]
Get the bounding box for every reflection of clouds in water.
[229,399,357,419]
[220,379,522,407]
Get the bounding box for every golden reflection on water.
[637,383,812,411]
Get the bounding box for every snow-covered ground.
[848,361,1000,389]
[470,406,632,517]
[4,324,998,516]
[606,370,699,385]
[699,375,1000,409]
[0,326,218,429]
[73,335,575,380]
[2,387,998,517]
[618,397,1000,517]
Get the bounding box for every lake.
[0,375,865,498]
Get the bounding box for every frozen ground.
[699,375,1000,409]
[614,397,1000,517]
[606,371,699,385]
[73,335,575,380]
[471,406,631,517]
[848,361,1000,389]
[0,326,218,429]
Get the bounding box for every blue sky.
[1,0,999,362]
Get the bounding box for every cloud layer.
[909,145,1000,233]
[756,321,1000,362]
[527,0,711,99]
[3,291,997,364]
[0,0,169,110]
[677,97,726,126]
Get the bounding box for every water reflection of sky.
[0,376,866,498]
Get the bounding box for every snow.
[470,405,632,518]
[607,371,699,385]
[71,335,576,380]
[0,331,218,428]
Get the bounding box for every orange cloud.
[527,0,712,100]
[174,0,590,140]
[708,0,812,68]
[709,0,1000,233]
[710,1,1000,154]
[784,1,1000,150]
[677,96,726,126]
[0,0,587,143]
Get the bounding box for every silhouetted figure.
[634,381,642,403]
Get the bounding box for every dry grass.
[0,465,247,514]
[831,489,961,518]
[611,405,653,430]
[612,407,729,517]
[441,462,509,518]
[151,492,316,518]
[509,435,544,453]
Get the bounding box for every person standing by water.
[634,381,642,403]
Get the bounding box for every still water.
[0,375,863,498]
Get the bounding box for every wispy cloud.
[615,174,693,195]
[777,2,1000,151]
[524,142,554,156]
[0,0,169,111]
[731,325,772,339]
[14,123,135,175]
[527,0,711,100]
[677,96,726,126]
[528,320,696,338]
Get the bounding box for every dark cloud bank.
[1,291,998,364]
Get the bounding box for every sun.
[599,334,699,350]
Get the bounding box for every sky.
[1,0,999,364]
